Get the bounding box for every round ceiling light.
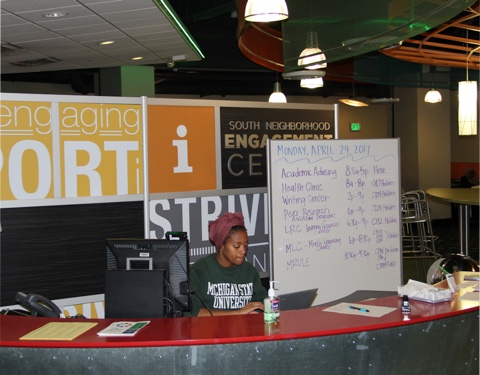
[43,12,69,18]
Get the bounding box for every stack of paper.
[398,280,451,303]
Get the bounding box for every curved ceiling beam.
[236,0,284,72]
[381,2,479,70]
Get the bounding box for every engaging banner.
[58,102,143,197]
[0,98,143,203]
[1,100,55,200]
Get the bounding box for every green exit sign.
[350,123,361,132]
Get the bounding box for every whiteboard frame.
[267,138,403,305]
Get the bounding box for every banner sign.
[147,105,217,193]
[220,107,335,189]
[0,98,143,204]
[149,190,269,276]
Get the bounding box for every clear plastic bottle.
[264,281,280,323]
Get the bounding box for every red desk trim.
[1,295,478,349]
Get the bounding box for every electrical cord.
[190,290,214,317]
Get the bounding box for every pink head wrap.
[209,212,245,251]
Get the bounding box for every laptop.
[279,288,318,311]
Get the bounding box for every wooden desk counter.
[1,293,478,374]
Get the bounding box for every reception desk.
[1,293,478,374]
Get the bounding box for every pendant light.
[245,0,289,23]
[458,39,477,136]
[339,98,369,107]
[298,31,327,70]
[424,88,442,103]
[339,83,369,107]
[458,81,477,136]
[268,81,287,103]
[300,77,324,89]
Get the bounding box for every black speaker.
[105,270,165,318]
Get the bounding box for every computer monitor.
[106,237,190,317]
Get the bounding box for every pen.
[349,305,369,313]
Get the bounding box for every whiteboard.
[267,139,402,305]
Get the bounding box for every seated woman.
[190,212,267,316]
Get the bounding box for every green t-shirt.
[190,253,267,316]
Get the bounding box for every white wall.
[395,87,452,219]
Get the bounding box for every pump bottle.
[264,281,280,323]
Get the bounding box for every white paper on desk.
[323,302,395,318]
[459,292,480,302]
[398,280,451,303]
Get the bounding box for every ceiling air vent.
[10,57,60,67]
[1,44,22,57]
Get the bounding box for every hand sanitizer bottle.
[264,281,280,323]
[401,295,411,320]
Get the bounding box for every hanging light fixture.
[339,83,369,107]
[424,88,442,103]
[458,81,477,136]
[245,0,288,23]
[268,82,287,103]
[458,34,477,136]
[339,98,369,107]
[298,31,327,70]
[458,37,477,136]
[300,77,323,89]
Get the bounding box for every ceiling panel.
[0,0,80,13]
[68,30,127,43]
[101,9,166,23]
[13,7,92,22]
[37,16,107,29]
[1,0,203,74]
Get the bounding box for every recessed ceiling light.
[131,56,143,61]
[99,40,116,46]
[43,11,68,18]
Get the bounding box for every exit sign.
[350,123,361,132]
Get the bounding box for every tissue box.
[398,280,452,303]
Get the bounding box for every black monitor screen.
[106,238,190,316]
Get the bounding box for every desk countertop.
[1,292,478,349]
[426,188,479,205]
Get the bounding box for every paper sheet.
[20,322,98,341]
[323,302,396,318]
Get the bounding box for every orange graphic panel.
[0,101,54,200]
[59,103,143,198]
[148,105,216,193]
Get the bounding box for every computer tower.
[105,269,165,318]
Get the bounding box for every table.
[1,292,478,374]
[426,188,479,256]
